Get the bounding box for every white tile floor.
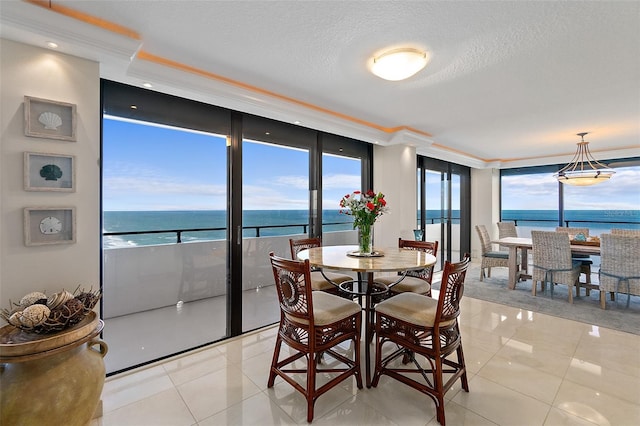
[92,295,640,426]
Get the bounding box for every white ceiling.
[2,0,639,168]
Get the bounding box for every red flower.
[339,190,389,229]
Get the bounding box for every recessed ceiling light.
[370,47,429,81]
[130,105,137,109]
[46,41,58,49]
[142,82,153,88]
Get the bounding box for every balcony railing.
[500,218,639,228]
[103,221,354,243]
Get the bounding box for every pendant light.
[554,133,615,186]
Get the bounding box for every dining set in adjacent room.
[476,223,640,308]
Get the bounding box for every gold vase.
[0,312,107,426]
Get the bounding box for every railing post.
[177,231,182,243]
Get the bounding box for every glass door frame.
[417,156,471,266]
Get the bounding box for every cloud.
[104,176,226,196]
[323,174,361,189]
[242,184,307,209]
[273,175,308,189]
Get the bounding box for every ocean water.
[103,209,640,248]
[103,210,354,248]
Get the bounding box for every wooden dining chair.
[531,231,581,303]
[267,252,363,422]
[475,225,510,281]
[289,237,352,294]
[375,238,438,298]
[372,254,471,426]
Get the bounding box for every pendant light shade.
[554,133,615,186]
[370,48,429,81]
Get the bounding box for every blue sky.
[103,117,639,212]
[103,117,360,211]
[502,169,640,210]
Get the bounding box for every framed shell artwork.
[24,152,76,192]
[24,207,76,246]
[24,96,77,141]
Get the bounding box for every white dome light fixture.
[553,132,615,186]
[370,48,429,81]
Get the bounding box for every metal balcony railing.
[103,221,354,243]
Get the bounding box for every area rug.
[432,263,640,336]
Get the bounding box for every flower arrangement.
[339,190,389,254]
[339,190,389,228]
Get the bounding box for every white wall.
[372,144,417,249]
[0,39,100,317]
[470,167,500,259]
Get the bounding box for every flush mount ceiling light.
[370,48,429,81]
[553,132,615,186]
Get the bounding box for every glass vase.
[358,222,373,255]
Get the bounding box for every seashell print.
[38,111,62,130]
[40,164,63,181]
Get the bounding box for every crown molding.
[0,1,141,63]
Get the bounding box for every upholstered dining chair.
[555,226,593,293]
[372,254,471,426]
[599,234,640,309]
[375,238,438,298]
[289,237,352,294]
[267,252,363,422]
[611,228,640,237]
[531,231,581,303]
[475,224,510,281]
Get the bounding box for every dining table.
[492,237,601,290]
[296,244,437,388]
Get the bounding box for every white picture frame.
[24,96,77,141]
[24,207,76,246]
[24,152,76,192]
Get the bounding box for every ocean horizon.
[103,209,640,248]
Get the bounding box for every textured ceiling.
[2,0,639,167]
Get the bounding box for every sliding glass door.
[418,157,470,270]
[101,81,373,373]
[101,81,230,374]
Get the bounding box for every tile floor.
[92,295,640,426]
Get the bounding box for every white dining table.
[296,244,436,387]
[492,237,601,290]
